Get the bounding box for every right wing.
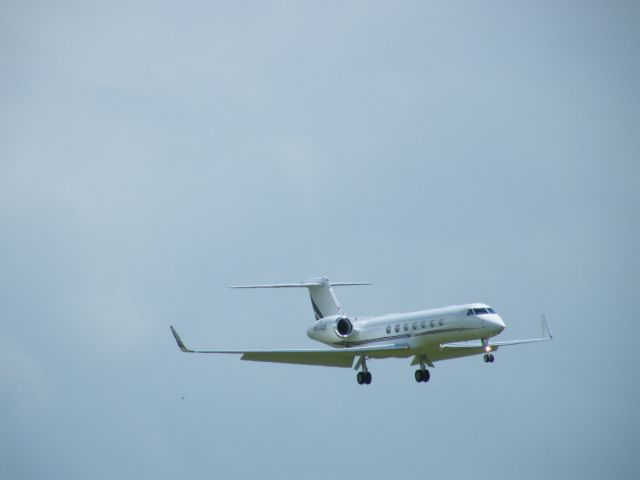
[410,315,554,366]
[489,314,553,346]
[170,326,410,368]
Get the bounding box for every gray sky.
[1,1,639,479]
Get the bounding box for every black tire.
[489,354,495,363]
[483,354,489,363]
[422,369,431,382]
[364,372,372,384]
[357,372,365,385]
[415,369,424,382]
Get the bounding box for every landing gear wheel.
[364,371,372,384]
[357,371,365,385]
[484,354,490,363]
[415,369,430,383]
[489,354,495,363]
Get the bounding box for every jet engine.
[335,317,353,337]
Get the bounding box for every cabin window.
[412,322,417,330]
[421,321,427,328]
[395,324,400,333]
[430,320,435,327]
[386,325,391,334]
[404,323,409,331]
[439,319,444,326]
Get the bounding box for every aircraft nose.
[490,315,505,333]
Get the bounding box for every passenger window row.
[385,319,444,335]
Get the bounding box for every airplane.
[170,276,552,385]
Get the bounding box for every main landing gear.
[414,368,430,383]
[414,355,430,383]
[356,371,372,385]
[483,354,495,363]
[355,356,372,385]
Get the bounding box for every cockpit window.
[466,309,473,316]
[472,308,493,315]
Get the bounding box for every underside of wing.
[170,326,409,368]
[410,344,497,366]
[241,343,411,367]
[240,350,357,367]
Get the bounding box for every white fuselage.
[307,303,505,353]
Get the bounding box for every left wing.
[170,326,410,368]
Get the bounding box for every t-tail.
[230,276,370,320]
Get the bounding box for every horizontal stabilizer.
[230,282,371,289]
[229,277,371,320]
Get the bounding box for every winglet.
[542,314,553,340]
[170,326,194,353]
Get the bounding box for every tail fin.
[230,276,370,320]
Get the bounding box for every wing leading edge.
[170,326,410,368]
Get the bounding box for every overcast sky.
[1,1,639,479]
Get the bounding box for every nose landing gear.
[481,339,495,363]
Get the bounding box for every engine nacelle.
[306,315,356,343]
[334,316,353,337]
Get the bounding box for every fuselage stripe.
[336,326,474,347]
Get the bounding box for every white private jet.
[170,277,552,385]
